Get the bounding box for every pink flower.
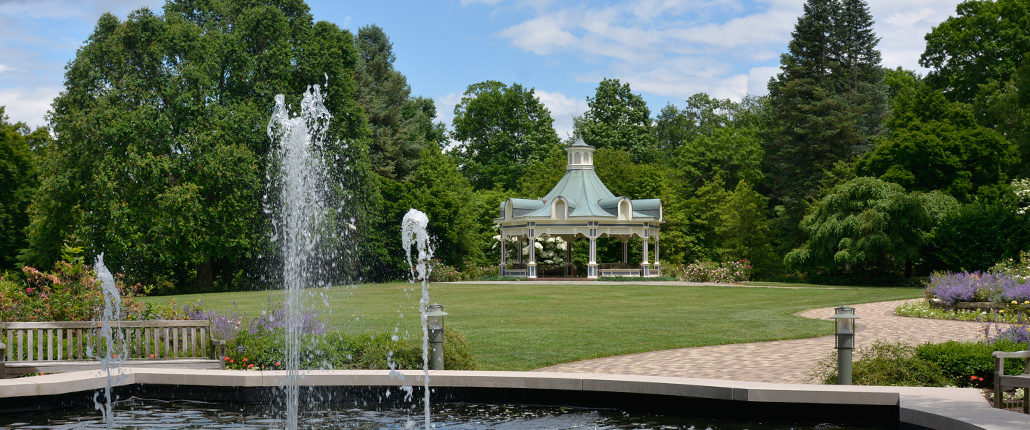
[41,293,47,299]
[26,288,31,293]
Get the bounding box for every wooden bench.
[993,349,1030,413]
[0,320,227,378]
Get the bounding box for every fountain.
[266,85,334,429]
[91,253,126,429]
[401,208,433,429]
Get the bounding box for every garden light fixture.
[427,303,448,370]
[832,305,858,385]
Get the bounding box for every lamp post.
[831,305,859,385]
[427,304,448,370]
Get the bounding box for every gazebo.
[494,138,663,279]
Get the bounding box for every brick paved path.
[535,299,988,383]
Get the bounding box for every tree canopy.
[26,1,370,291]
[785,177,935,275]
[856,69,1017,200]
[575,78,656,161]
[920,0,1029,104]
[450,80,561,190]
[765,0,887,206]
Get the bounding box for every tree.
[354,25,439,180]
[575,78,656,162]
[655,93,767,155]
[673,127,764,193]
[27,2,371,291]
[856,69,1017,201]
[926,198,1030,272]
[920,0,1029,104]
[765,0,886,206]
[450,80,561,190]
[0,108,46,271]
[785,177,931,276]
[716,180,776,273]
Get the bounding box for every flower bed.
[666,260,752,283]
[926,271,1030,307]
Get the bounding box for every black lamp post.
[831,305,858,385]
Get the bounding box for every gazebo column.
[517,237,523,264]
[621,238,628,265]
[641,234,650,277]
[588,236,598,280]
[653,231,661,275]
[499,233,506,276]
[527,235,537,279]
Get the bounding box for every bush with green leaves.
[815,340,1029,388]
[224,327,475,371]
[916,340,1028,388]
[814,341,950,386]
[787,177,938,277]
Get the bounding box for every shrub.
[814,341,950,387]
[915,340,1028,388]
[224,327,476,371]
[668,260,751,283]
[427,259,460,282]
[0,259,152,322]
[991,251,1030,282]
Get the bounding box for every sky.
[0,0,962,139]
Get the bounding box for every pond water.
[1,398,878,429]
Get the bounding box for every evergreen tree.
[764,0,887,243]
[355,25,438,180]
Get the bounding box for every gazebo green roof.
[497,138,662,221]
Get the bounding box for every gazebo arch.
[494,138,663,279]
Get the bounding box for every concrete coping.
[2,369,1029,429]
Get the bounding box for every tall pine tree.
[354,25,441,180]
[765,0,886,210]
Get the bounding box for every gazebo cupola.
[494,138,663,279]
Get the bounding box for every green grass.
[146,282,921,371]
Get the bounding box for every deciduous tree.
[451,81,561,190]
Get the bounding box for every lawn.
[145,282,922,371]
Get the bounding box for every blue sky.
[1,0,961,138]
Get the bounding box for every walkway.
[535,299,988,383]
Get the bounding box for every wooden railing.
[1,320,226,378]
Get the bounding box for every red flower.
[978,377,984,381]
[149,354,155,358]
[224,356,229,361]
[970,375,977,380]
[242,358,247,362]
[275,361,281,366]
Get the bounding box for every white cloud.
[747,66,780,96]
[433,90,463,129]
[0,86,60,129]
[0,0,163,20]
[534,89,587,139]
[494,0,962,103]
[460,0,504,5]
[498,14,577,55]
[0,64,12,73]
